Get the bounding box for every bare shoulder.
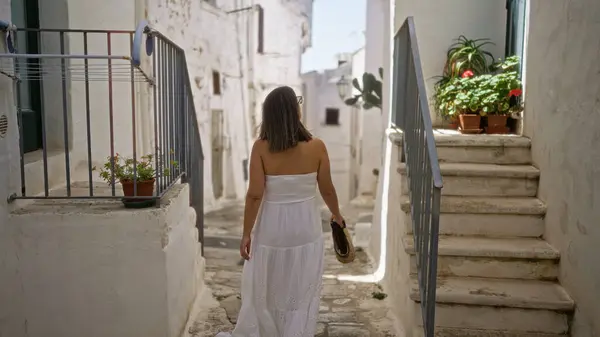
[251,139,268,154]
[308,137,326,152]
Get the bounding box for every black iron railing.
[391,17,443,337]
[0,22,204,250]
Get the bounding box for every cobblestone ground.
[189,202,398,337]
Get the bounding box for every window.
[11,0,43,153]
[325,108,340,126]
[212,70,221,95]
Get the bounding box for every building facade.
[370,0,600,336]
[302,53,354,204]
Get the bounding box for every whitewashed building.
[302,53,356,204]
[369,0,600,336]
[0,0,312,337]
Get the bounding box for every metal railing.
[0,22,204,250]
[391,17,443,337]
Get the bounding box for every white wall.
[0,2,26,335]
[357,0,386,196]
[523,1,600,335]
[394,0,506,125]
[302,62,353,204]
[7,184,201,337]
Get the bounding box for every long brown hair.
[259,86,312,152]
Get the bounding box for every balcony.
[0,21,206,337]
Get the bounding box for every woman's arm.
[315,139,343,222]
[242,140,266,238]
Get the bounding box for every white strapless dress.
[217,173,324,337]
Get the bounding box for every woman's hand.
[240,235,252,260]
[332,214,345,226]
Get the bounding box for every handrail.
[149,29,205,254]
[391,17,443,337]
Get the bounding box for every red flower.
[508,88,523,97]
[461,70,474,78]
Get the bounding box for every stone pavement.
[189,202,398,337]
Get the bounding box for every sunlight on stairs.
[401,131,574,336]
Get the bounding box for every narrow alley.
[188,203,398,337]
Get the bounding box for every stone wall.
[524,0,600,335]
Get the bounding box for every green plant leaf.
[344,97,359,106]
[352,78,362,92]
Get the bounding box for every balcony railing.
[0,22,204,252]
[391,17,443,337]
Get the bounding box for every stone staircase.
[398,133,574,336]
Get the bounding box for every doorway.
[11,0,44,153]
[211,110,224,199]
[505,0,527,76]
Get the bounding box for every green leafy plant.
[434,56,523,117]
[93,151,178,186]
[344,67,383,110]
[444,36,495,78]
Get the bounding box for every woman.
[216,86,344,337]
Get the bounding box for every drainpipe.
[227,2,263,180]
[227,2,263,187]
[135,0,151,155]
[246,1,258,142]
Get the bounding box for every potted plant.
[484,56,523,134]
[434,76,462,129]
[434,69,479,129]
[435,74,485,133]
[94,152,177,200]
[433,75,457,129]
[444,36,495,78]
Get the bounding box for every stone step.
[401,196,546,238]
[398,163,540,197]
[404,236,559,280]
[349,194,375,209]
[412,327,568,337]
[434,132,532,165]
[410,276,573,335]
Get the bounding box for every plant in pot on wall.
[94,152,177,206]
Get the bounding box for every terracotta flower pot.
[458,114,481,133]
[486,115,509,134]
[121,178,155,198]
[448,116,459,130]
